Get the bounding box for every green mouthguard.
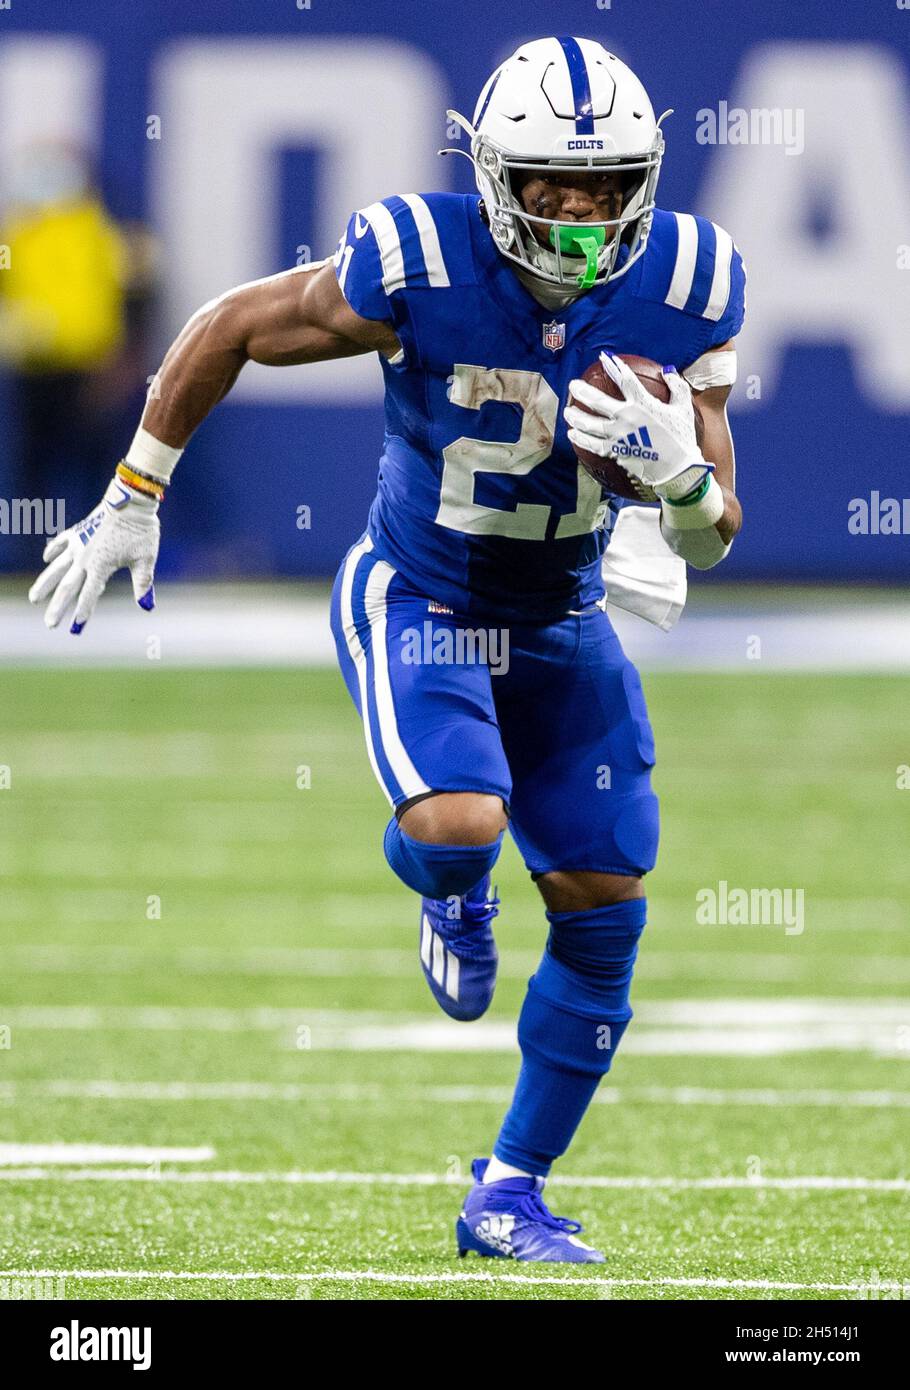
[549,224,607,288]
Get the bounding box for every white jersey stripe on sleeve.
[703,223,734,323]
[361,201,406,295]
[664,213,699,311]
[400,194,451,287]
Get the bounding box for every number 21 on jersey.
[435,365,607,540]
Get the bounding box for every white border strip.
[7,1080,910,1109]
[0,1169,905,1191]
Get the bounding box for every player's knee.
[384,795,505,899]
[535,869,644,914]
[546,899,646,986]
[517,898,648,1079]
[399,791,507,847]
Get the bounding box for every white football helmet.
[443,36,669,291]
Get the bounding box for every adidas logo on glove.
[611,427,660,464]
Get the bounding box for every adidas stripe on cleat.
[419,876,499,1022]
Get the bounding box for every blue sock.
[493,899,647,1177]
[383,817,503,899]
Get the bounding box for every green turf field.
[0,667,908,1301]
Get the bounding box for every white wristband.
[660,473,725,531]
[126,426,184,483]
[660,475,731,569]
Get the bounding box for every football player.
[30,36,745,1263]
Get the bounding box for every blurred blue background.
[0,0,907,582]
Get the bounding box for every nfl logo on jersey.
[542,320,566,352]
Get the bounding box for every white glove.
[564,353,712,501]
[29,477,160,633]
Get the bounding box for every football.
[569,353,702,502]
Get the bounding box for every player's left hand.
[565,353,712,501]
[28,477,160,633]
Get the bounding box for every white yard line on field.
[0,1268,905,1293]
[2,1000,906,1056]
[0,1168,906,1191]
[6,1079,910,1109]
[622,1085,910,1109]
[0,1144,214,1166]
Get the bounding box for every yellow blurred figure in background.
[0,144,157,529]
[0,186,126,371]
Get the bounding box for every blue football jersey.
[334,193,745,622]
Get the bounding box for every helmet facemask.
[443,109,667,291]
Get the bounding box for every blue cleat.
[419,875,499,1021]
[456,1158,605,1263]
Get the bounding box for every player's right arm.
[29,262,398,632]
[143,262,400,447]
